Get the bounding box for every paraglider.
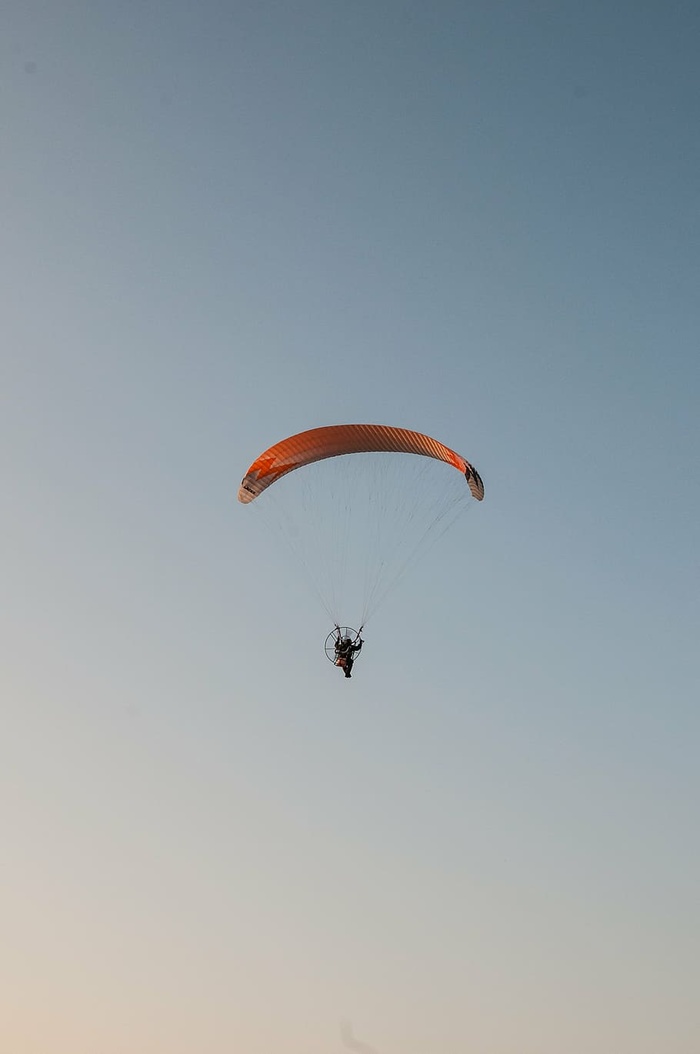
[238,423,484,675]
[237,423,484,504]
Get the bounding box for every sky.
[2,1,699,1051]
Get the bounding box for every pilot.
[334,635,363,678]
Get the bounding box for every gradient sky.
[2,2,699,1052]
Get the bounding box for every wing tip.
[237,475,259,503]
[465,464,485,501]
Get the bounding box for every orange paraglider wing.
[238,424,484,504]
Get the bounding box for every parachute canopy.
[238,423,484,627]
[238,423,484,504]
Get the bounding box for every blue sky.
[2,2,699,1052]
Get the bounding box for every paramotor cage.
[325,626,363,667]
